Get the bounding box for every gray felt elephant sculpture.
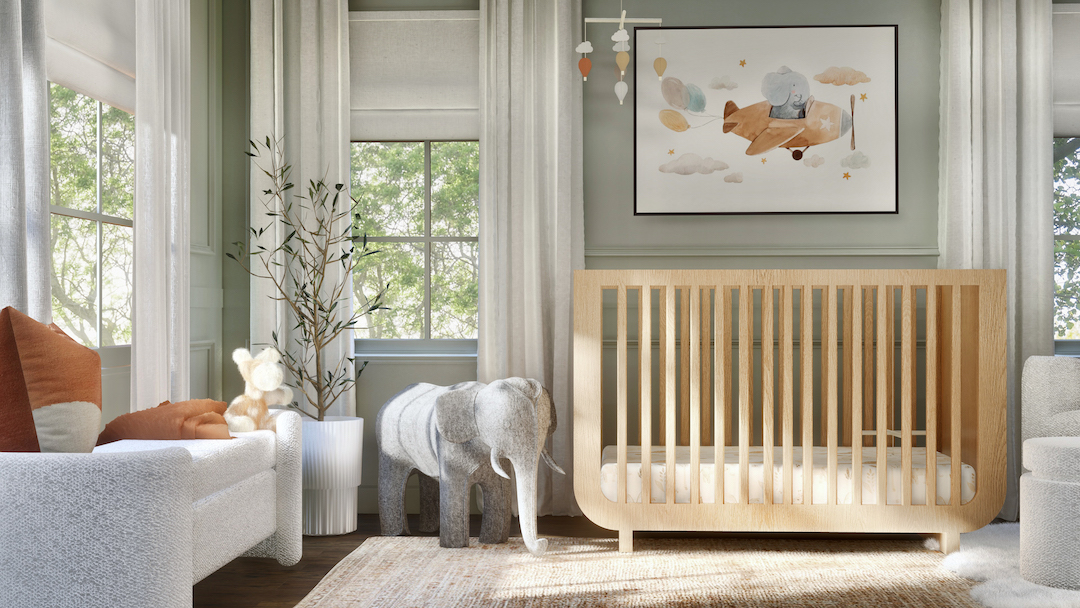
[376,378,565,556]
[762,65,811,119]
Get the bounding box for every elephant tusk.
[541,448,566,475]
[490,448,511,479]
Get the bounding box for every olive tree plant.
[228,137,386,420]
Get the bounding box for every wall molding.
[584,245,941,258]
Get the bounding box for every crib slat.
[851,286,864,505]
[701,290,712,447]
[725,285,734,447]
[901,285,914,507]
[681,287,691,447]
[640,287,652,506]
[820,288,830,453]
[665,286,676,504]
[781,286,794,505]
[843,287,854,448]
[876,285,888,505]
[862,287,875,448]
[739,285,752,504]
[827,286,838,506]
[659,289,667,447]
[690,287,701,505]
[887,287,896,448]
[716,286,728,505]
[617,287,628,504]
[801,287,813,505]
[925,284,937,508]
[950,286,961,506]
[762,286,775,504]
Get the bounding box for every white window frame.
[352,139,479,359]
[48,85,134,352]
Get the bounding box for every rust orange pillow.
[1,307,102,453]
[0,308,40,452]
[97,398,232,445]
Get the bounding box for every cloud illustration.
[803,154,825,168]
[841,151,871,169]
[724,172,744,183]
[575,41,593,54]
[659,153,729,175]
[814,66,871,86]
[612,29,630,42]
[709,75,738,90]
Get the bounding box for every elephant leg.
[418,473,440,534]
[474,466,512,544]
[378,455,413,536]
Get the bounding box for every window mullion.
[96,101,104,347]
[424,141,432,340]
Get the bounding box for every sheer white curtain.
[0,0,51,323]
[249,0,354,417]
[938,0,1054,520]
[478,0,585,516]
[131,0,191,410]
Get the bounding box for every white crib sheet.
[599,446,976,505]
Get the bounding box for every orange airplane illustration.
[722,94,855,160]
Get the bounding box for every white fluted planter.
[301,416,363,536]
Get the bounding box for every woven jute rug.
[295,536,981,607]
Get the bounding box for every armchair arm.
[242,409,302,566]
[0,448,194,608]
[1022,355,1080,443]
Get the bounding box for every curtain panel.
[938,0,1054,520]
[131,0,191,410]
[478,0,585,516]
[249,0,354,418]
[0,0,51,323]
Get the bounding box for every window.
[48,83,134,348]
[350,141,479,347]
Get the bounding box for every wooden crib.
[572,269,1006,553]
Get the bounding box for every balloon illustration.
[614,80,628,105]
[685,83,707,113]
[661,77,688,109]
[616,51,630,76]
[578,57,592,81]
[654,57,667,81]
[659,109,689,132]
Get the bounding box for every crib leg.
[619,528,634,553]
[934,531,959,554]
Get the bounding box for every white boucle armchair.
[1022,355,1080,442]
[0,409,302,608]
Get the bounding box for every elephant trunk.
[512,455,547,556]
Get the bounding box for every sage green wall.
[582,0,941,272]
[221,0,251,403]
[215,0,941,515]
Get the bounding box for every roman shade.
[349,11,480,141]
[1054,5,1080,136]
[43,0,135,113]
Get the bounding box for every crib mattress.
[599,445,976,506]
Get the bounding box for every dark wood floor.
[193,514,616,608]
[193,515,932,607]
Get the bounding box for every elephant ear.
[436,387,480,444]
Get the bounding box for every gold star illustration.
[739,59,747,67]
[668,149,675,155]
[761,157,767,164]
[860,93,868,101]
[842,172,851,180]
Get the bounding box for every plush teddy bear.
[225,347,294,433]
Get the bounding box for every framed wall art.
[634,25,898,215]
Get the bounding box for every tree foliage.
[350,141,479,340]
[48,84,134,348]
